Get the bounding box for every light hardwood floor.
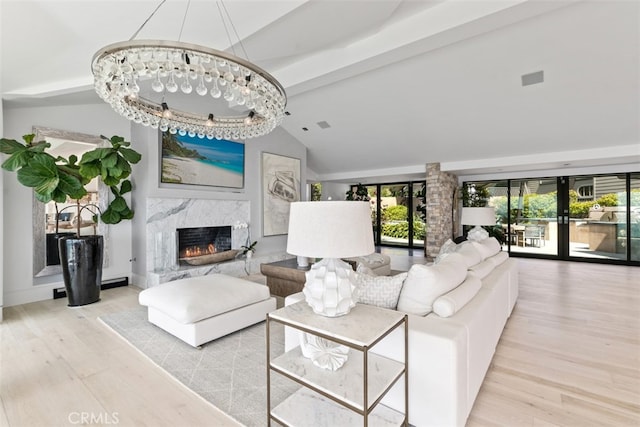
[1,259,638,426]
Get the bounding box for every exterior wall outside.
[425,163,458,261]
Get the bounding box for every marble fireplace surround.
[146,198,250,285]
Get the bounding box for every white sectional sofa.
[285,237,518,427]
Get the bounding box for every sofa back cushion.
[397,254,467,316]
[433,274,482,317]
[467,259,494,279]
[486,250,509,267]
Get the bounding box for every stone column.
[425,163,458,261]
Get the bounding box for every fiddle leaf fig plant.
[0,133,142,232]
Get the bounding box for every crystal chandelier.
[91,2,287,140]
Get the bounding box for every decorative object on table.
[91,1,286,141]
[160,132,244,188]
[0,134,141,306]
[287,201,374,317]
[262,152,300,236]
[461,207,496,242]
[299,332,350,371]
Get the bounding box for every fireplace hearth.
[177,226,235,266]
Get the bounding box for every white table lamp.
[287,201,374,317]
[461,207,496,242]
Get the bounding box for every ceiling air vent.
[521,70,544,86]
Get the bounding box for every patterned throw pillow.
[356,272,408,310]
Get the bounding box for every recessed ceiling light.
[285,111,291,116]
[302,127,309,131]
[317,121,331,129]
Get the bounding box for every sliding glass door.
[567,174,639,261]
[466,172,639,265]
[351,181,425,249]
[508,178,559,256]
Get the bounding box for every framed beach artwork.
[160,132,245,188]
[262,152,301,236]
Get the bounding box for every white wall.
[130,125,307,286]
[2,103,132,306]
[320,182,350,201]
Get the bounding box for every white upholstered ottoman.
[139,274,276,347]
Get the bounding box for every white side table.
[267,301,408,426]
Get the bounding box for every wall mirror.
[32,126,110,277]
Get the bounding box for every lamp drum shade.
[461,207,496,226]
[287,201,374,259]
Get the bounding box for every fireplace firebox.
[177,226,232,265]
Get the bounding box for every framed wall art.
[160,131,245,189]
[261,152,301,236]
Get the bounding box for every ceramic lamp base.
[467,225,489,242]
[302,258,357,317]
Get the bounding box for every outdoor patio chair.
[524,225,544,248]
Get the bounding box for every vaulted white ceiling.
[2,0,639,183]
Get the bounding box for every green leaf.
[114,156,131,178]
[79,148,110,163]
[110,196,127,212]
[109,135,125,146]
[79,162,101,180]
[16,154,58,193]
[0,138,26,155]
[118,147,141,164]
[103,174,119,186]
[57,172,86,200]
[28,141,50,153]
[23,134,35,145]
[68,154,78,166]
[119,207,134,220]
[119,179,132,195]
[100,208,121,224]
[34,191,53,204]
[1,150,31,171]
[102,152,118,169]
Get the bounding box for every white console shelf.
[267,301,408,426]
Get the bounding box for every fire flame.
[183,243,216,258]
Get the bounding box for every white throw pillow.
[356,272,407,309]
[454,242,483,268]
[396,261,467,316]
[471,237,501,260]
[435,239,458,264]
[433,274,482,318]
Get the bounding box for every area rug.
[99,307,298,426]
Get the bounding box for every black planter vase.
[58,235,104,307]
